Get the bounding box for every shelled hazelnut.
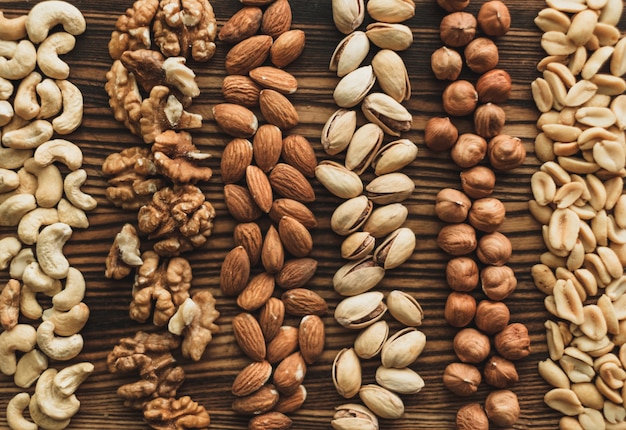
[444,292,476,327]
[435,188,471,223]
[487,134,526,171]
[476,231,512,266]
[483,355,519,389]
[474,103,505,139]
[436,0,470,13]
[440,12,477,47]
[467,197,505,233]
[477,1,511,37]
[446,257,479,292]
[464,37,499,73]
[443,362,482,396]
[494,323,531,361]
[450,133,487,168]
[474,300,509,334]
[460,166,496,198]
[456,403,489,430]
[453,328,491,364]
[484,390,520,426]
[424,117,459,152]
[431,46,463,81]
[443,80,478,116]
[437,223,478,256]
[476,69,511,104]
[480,265,517,301]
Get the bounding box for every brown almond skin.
[299,314,325,364]
[270,29,306,68]
[246,165,273,213]
[221,138,253,183]
[232,312,267,361]
[275,258,318,289]
[237,272,276,311]
[248,411,293,430]
[269,163,315,203]
[270,199,317,228]
[281,288,328,316]
[266,326,299,364]
[273,385,307,414]
[232,360,273,396]
[232,383,280,414]
[253,124,283,172]
[282,134,317,178]
[225,35,273,75]
[249,66,298,94]
[224,184,263,222]
[220,246,250,296]
[261,0,292,38]
[219,7,263,43]
[222,75,262,107]
[273,352,307,395]
[234,222,263,266]
[278,216,313,257]
[259,89,299,130]
[258,297,285,341]
[213,104,258,138]
[261,225,285,274]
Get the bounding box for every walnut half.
[143,396,210,430]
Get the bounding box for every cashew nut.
[33,139,83,170]
[52,267,85,311]
[63,169,97,211]
[22,262,62,296]
[0,12,27,41]
[25,1,86,44]
[36,222,72,279]
[0,194,37,226]
[7,393,37,430]
[0,99,14,126]
[14,349,48,388]
[24,158,63,208]
[54,362,94,397]
[57,198,88,229]
[0,324,37,375]
[20,284,43,320]
[14,71,42,120]
[0,40,36,80]
[36,320,83,361]
[0,76,13,99]
[9,247,35,279]
[17,208,59,244]
[37,78,63,119]
[37,32,75,80]
[51,80,82,135]
[43,302,89,336]
[2,119,54,149]
[36,367,81,421]
[0,167,38,205]
[0,168,20,193]
[29,393,71,430]
[0,148,32,170]
[0,236,21,270]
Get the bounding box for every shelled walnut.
[143,396,210,430]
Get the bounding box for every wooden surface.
[0,0,621,428]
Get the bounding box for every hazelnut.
[451,133,487,168]
[487,134,526,171]
[443,80,478,116]
[435,188,471,223]
[476,231,512,266]
[485,389,520,427]
[468,197,505,232]
[444,292,476,327]
[464,37,499,73]
[437,223,477,256]
[456,403,489,430]
[453,328,490,363]
[436,0,470,12]
[476,69,511,103]
[460,166,496,199]
[477,1,511,37]
[440,12,477,47]
[424,117,458,152]
[480,264,517,301]
[483,355,519,388]
[475,300,510,334]
[494,322,531,361]
[442,362,481,396]
[446,257,479,292]
[431,46,463,81]
[473,103,505,139]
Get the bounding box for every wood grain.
[0,0,621,428]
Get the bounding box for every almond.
[259,89,299,130]
[282,134,317,177]
[241,0,275,5]
[281,288,328,316]
[273,351,307,395]
[248,411,293,430]
[249,66,298,94]
[237,272,276,311]
[259,297,285,342]
[225,35,273,75]
[261,225,285,274]
[219,6,263,43]
[267,326,299,364]
[221,137,253,183]
[232,383,280,415]
[220,246,250,296]
[232,312,266,361]
[253,124,283,172]
[224,184,263,222]
[269,163,315,203]
[278,215,313,257]
[299,314,325,364]
[234,222,263,266]
[222,75,261,107]
[275,258,318,289]
[213,103,258,138]
[270,29,306,68]
[246,165,273,213]
[232,360,273,396]
[261,0,292,37]
[269,199,317,228]
[274,385,307,414]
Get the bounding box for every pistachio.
[341,231,376,260]
[332,0,365,34]
[365,22,413,51]
[375,366,425,395]
[386,290,423,326]
[354,320,389,359]
[315,160,364,199]
[367,0,415,23]
[361,92,412,136]
[332,348,362,398]
[334,291,387,329]
[362,203,408,238]
[345,123,384,174]
[371,49,410,102]
[333,256,385,296]
[330,195,373,236]
[365,172,415,204]
[330,31,370,77]
[322,109,358,155]
[358,384,405,419]
[371,139,418,176]
[333,65,376,108]
[380,327,426,368]
[373,227,416,269]
[331,403,379,430]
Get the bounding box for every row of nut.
[529,0,626,428]
[0,2,97,430]
[213,1,327,430]
[101,0,221,428]
[425,1,532,429]
[325,0,425,428]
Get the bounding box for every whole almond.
[259,89,299,130]
[220,246,250,296]
[282,134,317,178]
[281,288,328,316]
[222,75,262,107]
[224,184,263,222]
[234,222,263,266]
[237,272,276,311]
[232,312,267,361]
[276,258,318,289]
[246,165,273,213]
[219,7,263,43]
[261,0,292,37]
[221,138,253,183]
[213,104,258,138]
[269,163,315,202]
[279,215,313,257]
[267,326,299,364]
[270,29,306,68]
[232,360,273,396]
[232,383,280,415]
[259,297,285,341]
[248,411,293,430]
[249,66,298,94]
[274,385,307,414]
[273,351,307,395]
[253,124,283,172]
[299,314,325,364]
[270,199,318,228]
[261,225,285,274]
[225,35,273,75]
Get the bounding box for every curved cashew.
[0,194,37,226]
[0,168,38,205]
[2,119,54,149]
[9,248,35,279]
[52,267,85,311]
[36,367,80,421]
[37,78,63,119]
[51,80,82,135]
[29,393,71,430]
[14,349,48,388]
[0,12,27,41]
[20,284,43,320]
[43,302,89,336]
[57,198,88,229]
[36,222,72,279]
[22,262,62,296]
[24,158,63,208]
[17,208,59,245]
[37,32,75,80]
[25,1,86,43]
[14,71,42,120]
[0,40,36,80]
[0,148,32,169]
[0,168,20,193]
[0,99,13,126]
[63,169,97,211]
[7,393,37,430]
[53,361,94,397]
[0,324,37,375]
[34,139,83,170]
[0,76,13,99]
[0,236,21,270]
[36,320,83,361]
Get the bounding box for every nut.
[451,133,487,168]
[475,300,510,334]
[494,323,531,361]
[424,116,458,152]
[476,69,512,103]
[431,46,463,81]
[481,264,517,301]
[484,390,520,426]
[442,362,481,396]
[437,223,477,256]
[443,80,478,116]
[439,12,476,47]
[487,134,526,171]
[358,384,405,419]
[477,1,511,37]
[460,165,496,198]
[468,197,506,232]
[435,188,471,223]
[453,328,491,363]
[444,292,476,327]
[476,231,512,266]
[483,355,519,388]
[456,403,489,430]
[464,37,499,73]
[473,103,505,139]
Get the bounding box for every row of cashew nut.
[0,1,94,429]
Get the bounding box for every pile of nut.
[214,1,326,429]
[0,2,98,429]
[529,0,626,427]
[427,1,532,428]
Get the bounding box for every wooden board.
[0,0,620,428]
